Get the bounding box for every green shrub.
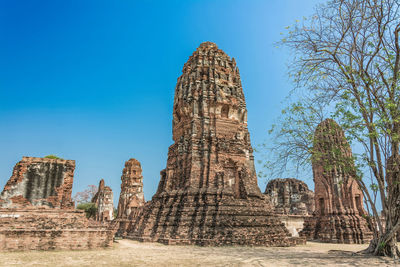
[44,154,63,160]
[76,202,97,219]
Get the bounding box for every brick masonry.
[0,157,114,251]
[0,208,113,251]
[265,178,314,237]
[0,157,74,209]
[265,178,314,216]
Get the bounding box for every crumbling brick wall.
[0,157,74,208]
[265,178,314,215]
[0,208,113,251]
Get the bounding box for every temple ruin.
[0,157,74,208]
[265,178,314,237]
[300,119,373,243]
[265,178,314,216]
[92,179,114,222]
[0,157,113,251]
[113,158,145,236]
[126,42,301,246]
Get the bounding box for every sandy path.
[0,239,398,266]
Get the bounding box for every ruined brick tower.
[116,159,145,219]
[92,179,114,222]
[300,119,372,243]
[113,158,145,236]
[265,178,314,216]
[127,42,298,246]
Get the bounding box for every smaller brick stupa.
[92,179,114,222]
[300,119,372,243]
[113,158,145,236]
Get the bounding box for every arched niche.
[221,104,229,118]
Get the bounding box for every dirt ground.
[0,239,399,267]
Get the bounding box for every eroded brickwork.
[0,157,113,251]
[114,158,145,236]
[0,157,74,208]
[300,119,372,243]
[126,42,301,246]
[265,178,314,215]
[0,207,113,251]
[92,179,114,222]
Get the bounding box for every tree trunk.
[362,231,400,258]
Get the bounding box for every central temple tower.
[164,41,260,196]
[127,42,298,246]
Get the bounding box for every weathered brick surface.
[113,158,145,237]
[92,179,114,222]
[265,178,314,215]
[0,157,74,209]
[126,42,301,246]
[300,119,372,244]
[0,208,113,251]
[0,157,114,251]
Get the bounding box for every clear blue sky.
[0,0,325,204]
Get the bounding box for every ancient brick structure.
[114,158,145,236]
[0,207,113,251]
[0,157,74,209]
[264,178,314,237]
[300,119,372,243]
[92,179,114,222]
[265,178,314,215]
[0,157,113,251]
[126,42,301,246]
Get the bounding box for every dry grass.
[0,240,398,267]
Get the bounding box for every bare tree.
[73,184,98,205]
[271,0,400,258]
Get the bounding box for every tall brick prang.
[126,42,300,246]
[0,157,74,209]
[300,119,372,243]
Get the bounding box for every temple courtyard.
[0,239,397,267]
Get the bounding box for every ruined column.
[126,42,299,246]
[300,119,373,243]
[91,179,114,222]
[113,158,145,236]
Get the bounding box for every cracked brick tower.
[127,42,298,246]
